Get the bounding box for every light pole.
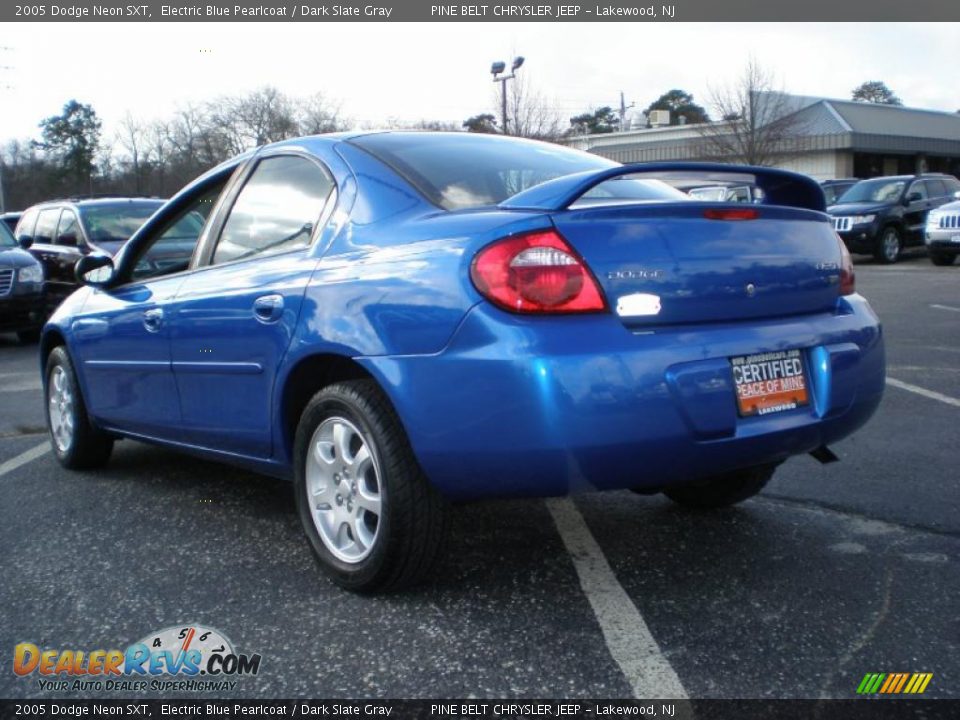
[491,56,524,135]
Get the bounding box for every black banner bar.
[3,0,960,22]
[1,700,958,720]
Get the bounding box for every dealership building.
[566,94,960,180]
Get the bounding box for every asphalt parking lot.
[1,253,957,700]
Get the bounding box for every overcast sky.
[1,22,958,144]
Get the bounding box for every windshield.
[0,221,15,248]
[837,179,906,204]
[350,132,617,210]
[80,202,163,244]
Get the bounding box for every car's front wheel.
[874,226,902,264]
[663,464,777,508]
[45,346,114,469]
[929,250,956,267]
[293,379,448,592]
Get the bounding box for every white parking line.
[886,377,960,409]
[0,442,50,478]
[930,304,960,313]
[546,497,688,700]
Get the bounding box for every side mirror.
[905,191,922,204]
[17,235,33,250]
[75,253,115,287]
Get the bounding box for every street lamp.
[491,56,524,135]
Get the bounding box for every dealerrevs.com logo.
[13,624,262,692]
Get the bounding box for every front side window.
[907,182,928,201]
[81,202,162,245]
[55,211,81,247]
[15,208,38,243]
[0,220,15,248]
[924,179,946,198]
[34,209,61,244]
[126,180,230,282]
[212,155,334,266]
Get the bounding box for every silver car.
[925,192,960,266]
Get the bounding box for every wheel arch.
[277,352,384,465]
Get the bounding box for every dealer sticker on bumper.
[731,349,809,417]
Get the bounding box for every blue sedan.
[41,132,885,591]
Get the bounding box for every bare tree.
[698,58,808,166]
[116,112,146,193]
[210,86,299,154]
[297,92,345,135]
[496,74,564,141]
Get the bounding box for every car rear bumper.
[360,296,885,501]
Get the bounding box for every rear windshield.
[350,132,621,210]
[837,179,905,204]
[0,221,15,247]
[80,202,163,244]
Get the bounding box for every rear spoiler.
[499,162,826,213]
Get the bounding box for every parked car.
[1,211,22,233]
[14,197,163,313]
[827,173,960,263]
[925,195,960,266]
[820,178,858,206]
[0,219,45,342]
[40,133,885,592]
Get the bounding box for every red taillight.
[703,208,759,221]
[470,230,607,313]
[838,233,855,295]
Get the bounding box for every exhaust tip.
[810,445,840,464]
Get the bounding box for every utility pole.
[491,56,525,135]
[0,46,12,213]
[618,91,635,132]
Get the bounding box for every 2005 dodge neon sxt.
[40,132,884,591]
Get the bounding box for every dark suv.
[14,197,163,312]
[828,174,960,263]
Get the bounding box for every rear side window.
[212,155,334,266]
[925,179,947,198]
[34,209,61,244]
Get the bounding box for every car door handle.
[143,308,164,333]
[253,295,284,323]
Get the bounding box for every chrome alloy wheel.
[48,365,75,452]
[305,416,383,563]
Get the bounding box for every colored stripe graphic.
[857,673,932,694]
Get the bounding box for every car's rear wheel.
[929,250,956,266]
[874,226,902,264]
[45,346,114,469]
[293,379,448,592]
[663,464,777,508]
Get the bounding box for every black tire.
[293,379,448,593]
[929,250,956,267]
[663,464,777,509]
[874,226,902,264]
[17,328,41,344]
[44,346,114,469]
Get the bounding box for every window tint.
[212,155,334,265]
[34,209,61,244]
[925,179,946,198]
[15,208,38,242]
[128,179,229,282]
[56,211,81,247]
